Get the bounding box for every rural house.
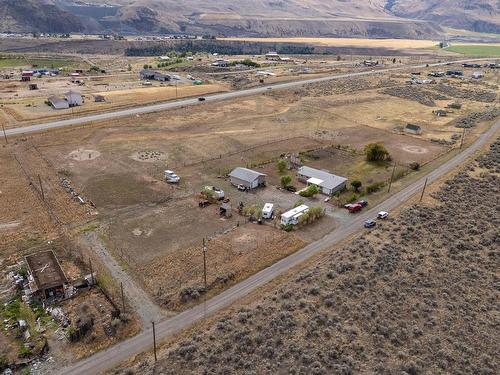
[229,167,267,189]
[25,250,68,301]
[297,166,347,196]
[405,123,422,135]
[65,91,83,107]
[140,69,171,81]
[48,95,70,110]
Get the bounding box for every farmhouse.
[48,95,69,110]
[297,166,347,196]
[265,51,280,61]
[140,69,171,81]
[25,250,67,301]
[405,123,422,135]
[281,205,309,226]
[229,167,267,189]
[65,91,83,107]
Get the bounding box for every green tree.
[277,159,287,173]
[127,64,132,71]
[143,64,149,70]
[299,184,320,198]
[351,180,362,192]
[281,175,292,188]
[364,143,390,162]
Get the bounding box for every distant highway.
[4,57,495,137]
[58,117,499,375]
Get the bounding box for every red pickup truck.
[348,203,363,213]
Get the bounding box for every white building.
[281,205,309,226]
[64,91,83,107]
[297,166,347,196]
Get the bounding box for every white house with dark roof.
[229,167,267,189]
[297,166,347,196]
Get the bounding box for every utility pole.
[203,238,207,291]
[37,174,45,200]
[120,282,125,313]
[89,258,94,286]
[420,177,428,202]
[387,163,396,193]
[460,127,466,149]
[152,321,157,362]
[1,124,7,144]
[175,80,178,99]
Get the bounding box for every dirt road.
[58,118,499,375]
[82,232,164,326]
[5,57,494,137]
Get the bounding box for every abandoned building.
[25,250,68,301]
[405,123,423,135]
[139,69,171,81]
[297,166,347,196]
[229,167,267,189]
[94,94,106,102]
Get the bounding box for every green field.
[446,44,500,57]
[0,57,76,69]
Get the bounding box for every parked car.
[198,97,206,101]
[364,219,376,228]
[344,203,354,209]
[203,186,225,200]
[164,170,180,183]
[237,184,247,192]
[357,200,368,207]
[377,211,389,219]
[348,203,363,213]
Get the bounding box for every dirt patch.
[130,150,168,163]
[69,149,101,161]
[401,145,428,154]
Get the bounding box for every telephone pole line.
[152,321,157,362]
[203,238,207,291]
[420,177,428,202]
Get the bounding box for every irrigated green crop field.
[446,44,500,57]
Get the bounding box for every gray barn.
[229,167,267,189]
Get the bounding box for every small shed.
[94,95,105,102]
[64,91,83,107]
[229,167,267,189]
[48,96,69,110]
[25,250,67,301]
[28,83,38,90]
[297,166,347,196]
[405,124,422,135]
[433,109,447,117]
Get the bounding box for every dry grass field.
[222,37,440,49]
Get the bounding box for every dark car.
[364,219,376,228]
[357,200,368,207]
[198,97,206,101]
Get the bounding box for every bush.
[299,184,320,198]
[294,200,304,208]
[365,143,390,162]
[351,180,362,192]
[347,193,357,203]
[366,181,385,194]
[0,355,7,371]
[409,162,420,171]
[277,159,287,174]
[282,224,294,232]
[281,175,292,188]
[18,347,32,358]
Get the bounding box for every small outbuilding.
[25,250,67,301]
[229,167,267,189]
[28,83,38,90]
[404,124,422,135]
[94,94,106,102]
[297,166,347,196]
[433,109,447,117]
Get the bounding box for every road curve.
[58,118,499,375]
[5,57,494,137]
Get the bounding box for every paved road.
[59,118,499,375]
[5,57,494,137]
[82,232,164,326]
